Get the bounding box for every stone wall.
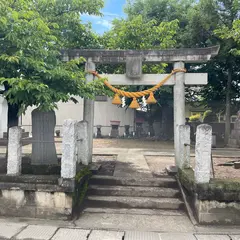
[0,189,72,219]
[179,168,240,225]
[0,175,74,219]
[195,199,240,224]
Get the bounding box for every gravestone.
[228,110,240,148]
[110,121,120,138]
[96,125,102,138]
[31,109,58,165]
[125,125,130,137]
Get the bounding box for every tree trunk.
[8,103,19,128]
[225,67,232,144]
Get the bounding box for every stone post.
[31,109,58,165]
[61,119,77,179]
[77,121,89,165]
[174,62,185,167]
[83,59,95,164]
[0,96,8,138]
[178,125,190,169]
[195,124,212,184]
[7,127,22,175]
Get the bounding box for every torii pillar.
[174,61,185,167]
[62,46,220,167]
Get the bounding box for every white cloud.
[81,13,101,20]
[96,19,113,29]
[102,11,121,18]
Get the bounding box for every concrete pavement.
[0,218,240,240]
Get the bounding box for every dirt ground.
[93,138,174,149]
[212,157,240,179]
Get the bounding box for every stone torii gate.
[62,46,219,166]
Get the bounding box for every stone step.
[89,175,178,188]
[85,196,184,210]
[83,207,185,216]
[88,185,181,198]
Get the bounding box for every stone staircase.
[83,175,185,215]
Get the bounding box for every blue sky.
[81,0,126,34]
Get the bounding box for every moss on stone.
[178,168,240,201]
[178,168,195,193]
[211,178,240,192]
[73,167,92,207]
[75,167,92,183]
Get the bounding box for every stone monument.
[31,109,58,165]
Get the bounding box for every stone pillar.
[7,127,22,175]
[61,119,77,179]
[31,109,58,165]
[83,59,95,164]
[174,62,185,167]
[0,96,8,138]
[195,124,212,184]
[77,121,89,165]
[179,125,190,169]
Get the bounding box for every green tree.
[101,15,179,137]
[125,0,196,47]
[0,0,105,127]
[188,0,240,143]
[125,0,240,143]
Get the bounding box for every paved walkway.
[0,217,240,240]
[113,150,153,178]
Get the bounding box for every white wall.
[0,96,8,138]
[21,97,135,136]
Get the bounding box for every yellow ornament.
[112,94,122,105]
[146,92,157,104]
[129,97,140,109]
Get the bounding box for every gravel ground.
[212,157,240,179]
[146,156,240,180]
